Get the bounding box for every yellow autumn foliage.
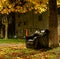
[0,0,60,14]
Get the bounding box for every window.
[24,21,26,25]
[18,22,21,27]
[38,14,42,21]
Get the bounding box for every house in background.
[0,7,60,39]
[15,7,60,39]
[15,11,49,38]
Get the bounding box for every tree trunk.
[49,0,59,48]
[1,28,3,38]
[2,15,8,39]
[5,23,8,39]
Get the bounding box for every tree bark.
[2,15,8,39]
[1,28,3,38]
[5,23,8,39]
[49,0,59,48]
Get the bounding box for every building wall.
[15,11,49,38]
[15,10,60,39]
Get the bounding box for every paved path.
[0,43,26,49]
[0,43,25,46]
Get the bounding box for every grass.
[0,39,60,59]
[0,39,59,59]
[0,39,25,44]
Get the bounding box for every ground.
[0,43,60,59]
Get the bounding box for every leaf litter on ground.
[0,44,60,59]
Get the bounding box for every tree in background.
[0,0,48,39]
[0,0,34,39]
[29,0,59,48]
[49,0,59,48]
[0,0,59,48]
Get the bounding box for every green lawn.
[0,39,25,44]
